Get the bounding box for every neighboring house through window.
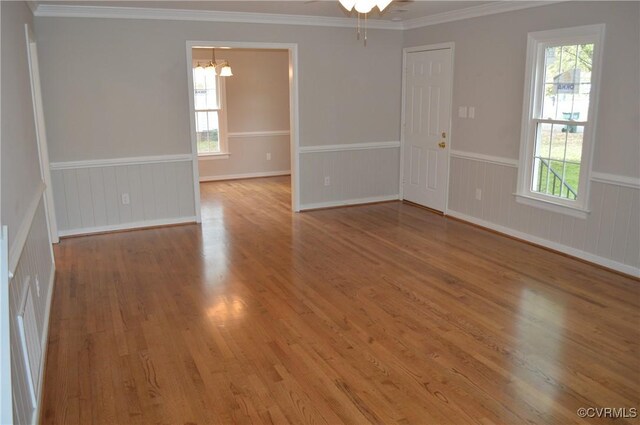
[516,24,605,218]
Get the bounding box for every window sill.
[198,153,230,160]
[514,193,590,219]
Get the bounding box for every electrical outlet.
[475,188,482,201]
[458,106,468,118]
[121,193,130,205]
[266,153,271,161]
[468,107,475,119]
[324,176,331,186]
[35,275,40,298]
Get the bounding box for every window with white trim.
[192,62,228,155]
[516,24,604,218]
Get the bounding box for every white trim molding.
[300,194,399,211]
[228,130,290,139]
[0,226,12,425]
[450,150,518,168]
[186,40,301,213]
[9,182,46,277]
[515,24,606,219]
[514,192,590,219]
[451,150,640,190]
[198,153,231,161]
[299,141,400,154]
[200,170,291,182]
[591,172,640,190]
[33,263,55,425]
[49,153,193,170]
[33,2,564,31]
[58,216,197,238]
[34,4,399,29]
[402,1,561,30]
[446,209,639,278]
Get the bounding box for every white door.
[402,48,453,212]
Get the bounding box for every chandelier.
[339,0,393,46]
[196,48,233,77]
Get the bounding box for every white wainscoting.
[447,153,640,276]
[299,141,400,209]
[9,190,55,425]
[50,155,196,236]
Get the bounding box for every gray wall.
[404,1,640,178]
[194,48,292,180]
[1,2,42,249]
[35,16,404,220]
[404,1,640,272]
[2,2,56,423]
[34,2,638,270]
[35,18,403,158]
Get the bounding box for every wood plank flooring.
[41,176,639,424]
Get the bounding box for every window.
[192,62,228,155]
[516,24,604,218]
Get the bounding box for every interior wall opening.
[187,43,298,220]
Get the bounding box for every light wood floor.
[42,176,639,425]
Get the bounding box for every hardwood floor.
[41,176,639,425]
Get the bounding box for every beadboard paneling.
[299,146,400,208]
[199,133,291,181]
[51,159,196,235]
[10,198,55,425]
[448,156,640,273]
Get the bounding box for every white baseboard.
[300,194,399,211]
[58,216,197,237]
[446,209,640,278]
[199,170,290,182]
[32,262,55,425]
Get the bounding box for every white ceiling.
[37,1,497,22]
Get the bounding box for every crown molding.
[33,2,566,30]
[401,1,563,30]
[33,4,402,30]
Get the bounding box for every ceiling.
[37,1,497,22]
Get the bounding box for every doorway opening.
[185,42,300,221]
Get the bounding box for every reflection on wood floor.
[41,176,639,425]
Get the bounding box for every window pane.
[541,43,593,121]
[195,111,220,154]
[193,66,206,90]
[192,66,218,110]
[532,122,583,200]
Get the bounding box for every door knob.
[438,141,446,149]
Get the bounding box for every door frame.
[25,24,59,243]
[399,42,455,214]
[185,41,301,219]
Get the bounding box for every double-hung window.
[192,63,228,156]
[516,24,605,218]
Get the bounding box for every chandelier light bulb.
[338,0,357,11]
[376,0,393,12]
[205,61,217,75]
[354,0,374,14]
[220,64,233,77]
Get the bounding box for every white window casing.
[516,24,605,219]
